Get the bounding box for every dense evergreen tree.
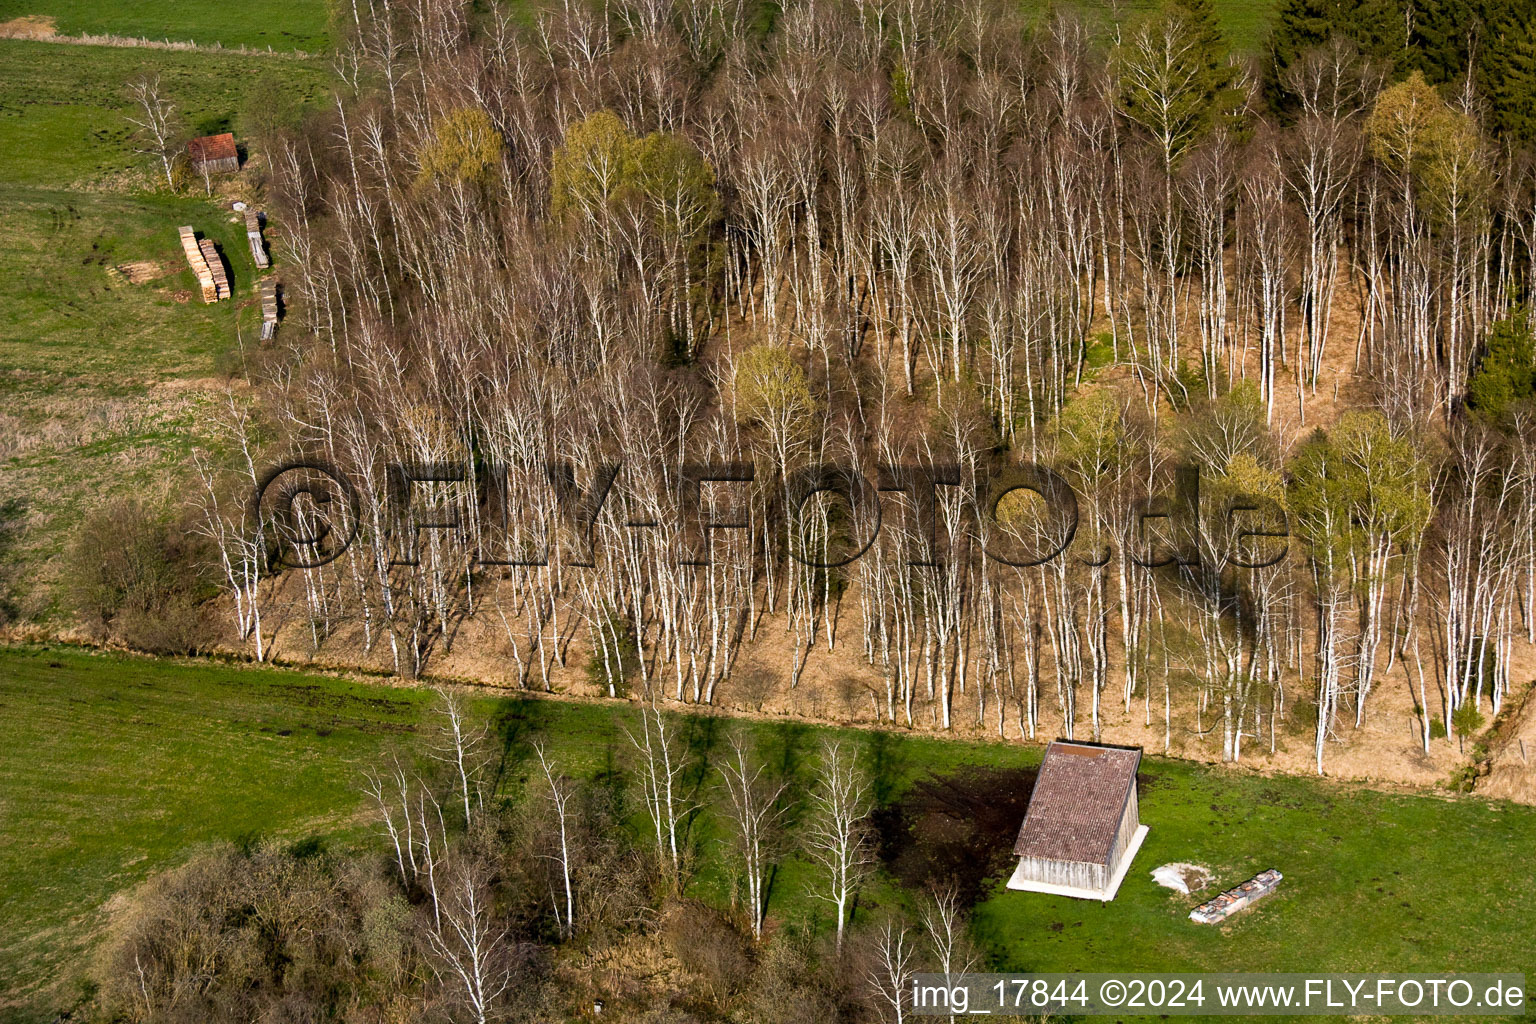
[1479,9,1536,140]
[1406,0,1476,85]
[1270,0,1409,103]
[1270,0,1536,137]
[1467,307,1536,421]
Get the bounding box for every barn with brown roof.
[186,133,239,174]
[1006,741,1147,901]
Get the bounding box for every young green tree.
[1287,429,1358,773]
[549,110,638,221]
[630,130,721,358]
[240,73,304,150]
[1332,411,1432,726]
[1118,2,1241,167]
[416,107,503,188]
[729,344,819,475]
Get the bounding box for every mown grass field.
[0,646,1531,1021]
[0,0,331,51]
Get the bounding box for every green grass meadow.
[0,646,1531,1020]
[0,38,330,615]
[1017,0,1278,53]
[0,0,332,51]
[1,0,1277,54]
[0,40,330,186]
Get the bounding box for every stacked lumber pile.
[178,225,217,302]
[199,238,231,300]
[245,208,269,269]
[1189,869,1282,924]
[178,226,230,302]
[259,277,279,341]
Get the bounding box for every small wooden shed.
[187,133,239,174]
[1006,741,1147,901]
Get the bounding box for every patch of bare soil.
[250,581,1498,801]
[112,260,173,285]
[0,15,57,39]
[1152,862,1213,894]
[873,764,1038,904]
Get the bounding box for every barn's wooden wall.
[1016,855,1107,891]
[1107,789,1140,873]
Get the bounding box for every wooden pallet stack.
[245,208,269,269]
[178,225,218,302]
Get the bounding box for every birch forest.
[180,0,1536,776]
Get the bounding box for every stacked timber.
[259,277,279,340]
[198,238,231,300]
[245,208,269,269]
[178,225,218,303]
[1189,869,1282,924]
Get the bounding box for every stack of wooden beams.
[198,238,231,300]
[259,277,279,340]
[1189,869,1283,924]
[178,225,218,303]
[245,208,269,269]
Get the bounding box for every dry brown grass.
[0,15,58,39]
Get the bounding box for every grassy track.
[0,646,1531,1020]
[0,0,331,52]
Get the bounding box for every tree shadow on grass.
[488,697,558,797]
[763,719,814,783]
[864,728,908,807]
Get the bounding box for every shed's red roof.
[187,133,237,163]
[1012,742,1140,864]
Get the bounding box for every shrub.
[65,498,215,653]
[740,932,843,1024]
[98,843,411,1020]
[0,498,24,626]
[662,900,752,1004]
